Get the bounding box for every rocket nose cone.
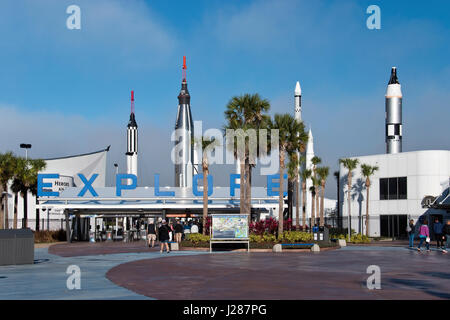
[295,81,302,95]
[388,67,400,85]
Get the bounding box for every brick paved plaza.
[0,243,448,300]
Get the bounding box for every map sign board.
[211,214,249,240]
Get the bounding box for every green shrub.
[249,234,263,243]
[262,233,277,243]
[280,231,313,243]
[350,234,371,243]
[186,233,210,243]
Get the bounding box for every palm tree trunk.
[4,188,9,229]
[316,188,319,226]
[287,179,294,222]
[245,162,252,223]
[202,160,208,236]
[23,191,28,229]
[347,175,352,241]
[0,184,4,229]
[366,185,370,237]
[302,183,307,230]
[320,183,325,227]
[295,171,300,230]
[239,159,245,215]
[14,192,18,229]
[312,190,315,226]
[278,153,285,238]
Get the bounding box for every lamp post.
[19,144,32,229]
[20,143,32,160]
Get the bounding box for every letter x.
[78,174,99,197]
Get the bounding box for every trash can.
[314,226,329,242]
[0,229,34,266]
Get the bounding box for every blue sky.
[0,0,449,198]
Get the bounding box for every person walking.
[407,219,415,248]
[417,220,430,252]
[158,220,171,253]
[147,218,157,248]
[442,220,450,253]
[433,218,444,251]
[174,219,183,243]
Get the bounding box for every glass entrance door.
[380,215,407,239]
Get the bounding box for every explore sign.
[37,173,288,198]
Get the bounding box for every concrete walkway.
[0,248,206,300]
[107,245,450,300]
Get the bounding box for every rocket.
[385,67,403,154]
[126,90,138,180]
[174,56,194,188]
[294,81,302,215]
[294,81,302,122]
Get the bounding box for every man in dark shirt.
[433,218,444,250]
[442,220,450,253]
[147,218,157,248]
[174,219,184,243]
[158,220,171,253]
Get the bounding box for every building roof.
[432,187,450,210]
[43,146,110,161]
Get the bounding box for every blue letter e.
[37,174,59,197]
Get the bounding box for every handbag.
[426,237,430,243]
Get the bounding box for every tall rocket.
[126,90,138,180]
[294,81,302,215]
[174,56,194,188]
[385,67,403,154]
[294,81,302,122]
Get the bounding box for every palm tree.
[309,177,318,229]
[333,171,340,228]
[0,152,17,229]
[269,114,306,237]
[287,154,297,226]
[311,156,321,222]
[300,168,312,230]
[361,164,379,237]
[224,93,271,218]
[339,158,359,240]
[11,158,46,229]
[311,156,321,177]
[316,166,330,227]
[194,136,220,235]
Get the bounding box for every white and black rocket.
[385,67,403,154]
[126,90,138,179]
[174,56,194,188]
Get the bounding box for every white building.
[339,150,450,238]
[5,146,109,231]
